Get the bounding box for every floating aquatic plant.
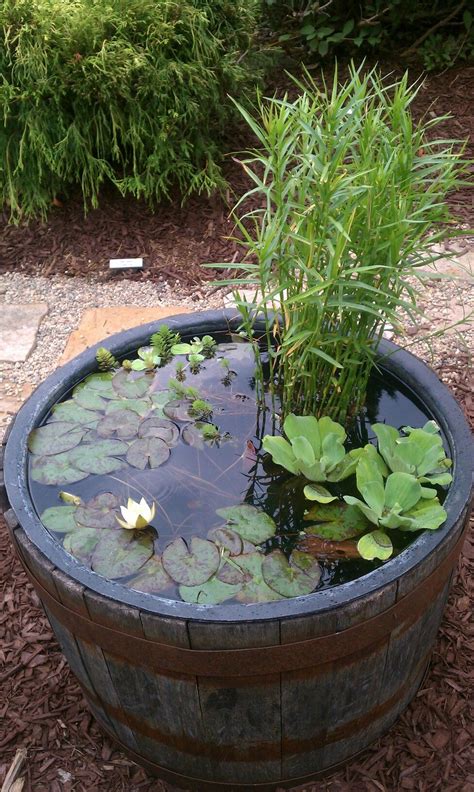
[95,347,118,372]
[116,497,156,530]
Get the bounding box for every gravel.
[0,274,227,399]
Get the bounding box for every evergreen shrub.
[0,0,260,220]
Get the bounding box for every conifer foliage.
[0,0,260,220]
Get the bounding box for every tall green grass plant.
[217,66,467,423]
[0,0,261,220]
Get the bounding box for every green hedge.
[0,0,261,220]
[263,0,473,69]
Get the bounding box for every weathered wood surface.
[9,517,466,789]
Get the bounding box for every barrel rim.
[4,309,473,623]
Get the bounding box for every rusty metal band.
[17,525,466,678]
[84,657,430,790]
[77,652,429,767]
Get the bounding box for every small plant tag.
[109,258,143,269]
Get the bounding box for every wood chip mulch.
[1,367,473,791]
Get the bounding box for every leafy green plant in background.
[216,65,466,423]
[0,0,262,221]
[263,1,474,71]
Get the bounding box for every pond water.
[27,339,437,605]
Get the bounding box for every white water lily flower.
[116,497,156,530]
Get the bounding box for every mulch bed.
[1,361,473,791]
[0,64,473,289]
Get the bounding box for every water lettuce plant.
[262,414,361,501]
[342,454,447,560]
[372,421,453,486]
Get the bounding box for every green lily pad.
[112,369,151,399]
[126,438,170,470]
[30,453,89,486]
[162,537,220,586]
[50,401,100,426]
[262,550,321,598]
[97,410,141,439]
[91,530,154,578]
[304,502,369,541]
[216,504,276,544]
[357,530,393,561]
[138,418,179,446]
[28,422,86,456]
[217,559,247,584]
[208,527,242,556]
[233,552,284,603]
[179,577,242,605]
[40,505,78,534]
[81,372,115,396]
[64,527,103,563]
[150,390,174,417]
[75,493,120,529]
[105,398,152,417]
[69,440,128,475]
[163,399,193,422]
[126,556,173,594]
[73,388,108,411]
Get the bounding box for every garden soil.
[0,362,472,792]
[0,65,473,285]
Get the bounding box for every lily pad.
[163,399,193,422]
[179,577,242,605]
[126,556,173,594]
[208,527,242,556]
[112,369,151,399]
[233,553,284,603]
[73,388,108,411]
[182,423,205,449]
[64,527,102,563]
[162,537,220,586]
[126,438,170,470]
[304,502,369,541]
[81,372,115,396]
[105,398,152,417]
[30,453,89,486]
[216,504,276,544]
[50,401,100,426]
[91,530,154,578]
[69,440,127,475]
[97,410,141,439]
[262,550,321,598]
[28,422,85,456]
[75,493,120,529]
[40,505,78,534]
[217,560,247,584]
[150,390,174,417]
[138,418,179,446]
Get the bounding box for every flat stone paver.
[60,305,190,364]
[0,303,48,362]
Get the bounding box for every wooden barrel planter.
[2,310,472,791]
